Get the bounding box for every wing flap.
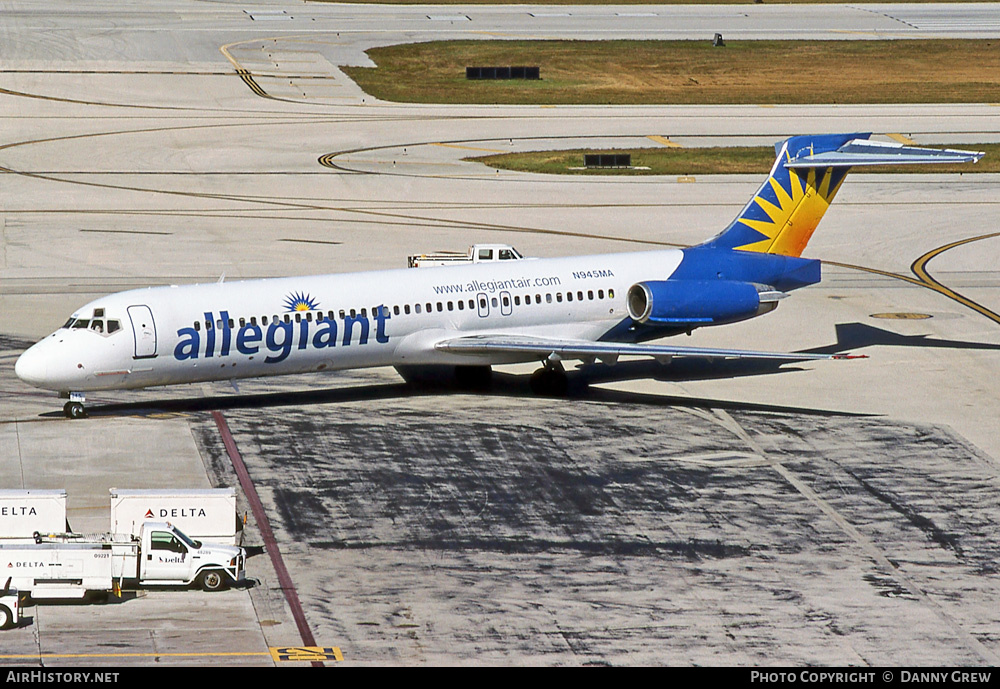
[435,334,863,362]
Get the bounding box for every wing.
[434,334,864,364]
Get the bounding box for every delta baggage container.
[110,488,238,544]
[0,490,67,543]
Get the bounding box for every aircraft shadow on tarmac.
[34,322,998,421]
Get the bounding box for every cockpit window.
[90,320,104,333]
[107,320,121,334]
[72,319,90,329]
[62,319,75,329]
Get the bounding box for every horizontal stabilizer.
[436,334,865,363]
[785,139,985,168]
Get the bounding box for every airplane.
[15,133,983,418]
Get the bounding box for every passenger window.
[535,294,541,304]
[491,297,498,308]
[588,290,594,300]
[457,300,464,311]
[405,304,411,315]
[566,292,573,302]
[546,294,552,304]
[447,301,454,311]
[609,289,615,299]
[468,299,474,310]
[514,296,520,306]
[393,305,400,316]
[598,290,604,299]
[556,293,563,303]
[415,304,422,314]
[479,298,487,309]
[502,295,509,307]
[426,303,432,313]
[194,321,201,332]
[577,291,583,301]
[437,302,443,312]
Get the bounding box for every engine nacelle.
[627,280,779,326]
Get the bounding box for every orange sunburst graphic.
[734,165,846,257]
[283,291,320,312]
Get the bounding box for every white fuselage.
[15,249,684,394]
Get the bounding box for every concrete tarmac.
[1,0,999,667]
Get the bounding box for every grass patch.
[343,39,1000,105]
[470,144,1000,175]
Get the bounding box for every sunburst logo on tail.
[284,291,320,312]
[733,159,849,257]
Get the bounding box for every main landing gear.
[62,393,88,419]
[529,359,570,397]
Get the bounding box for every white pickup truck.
[0,521,245,599]
[408,243,523,268]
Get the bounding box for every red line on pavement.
[212,410,322,664]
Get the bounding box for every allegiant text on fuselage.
[173,309,390,364]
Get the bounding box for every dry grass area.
[343,40,1000,105]
[470,144,1000,175]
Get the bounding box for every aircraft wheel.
[0,605,11,630]
[63,402,87,420]
[529,368,568,397]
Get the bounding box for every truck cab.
[139,522,244,591]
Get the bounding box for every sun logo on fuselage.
[284,291,320,312]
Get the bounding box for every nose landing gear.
[61,393,88,419]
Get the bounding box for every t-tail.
[650,134,984,332]
[700,133,984,258]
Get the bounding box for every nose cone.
[15,341,50,388]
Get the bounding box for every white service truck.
[408,243,523,268]
[0,521,245,600]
